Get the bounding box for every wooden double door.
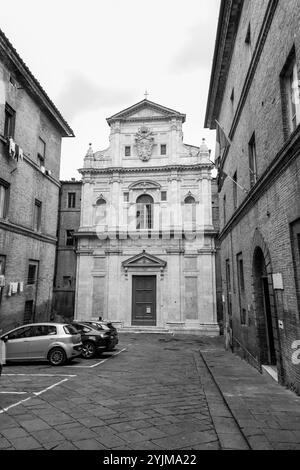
[132,276,156,326]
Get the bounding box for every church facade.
[75,99,219,335]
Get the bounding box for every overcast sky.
[1,0,220,180]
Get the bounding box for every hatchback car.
[71,322,118,359]
[0,323,82,366]
[74,320,119,351]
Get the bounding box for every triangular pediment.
[107,99,186,125]
[122,251,167,269]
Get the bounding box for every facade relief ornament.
[135,126,154,162]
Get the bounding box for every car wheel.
[81,341,96,359]
[48,347,66,366]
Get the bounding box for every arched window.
[184,195,196,228]
[94,198,107,226]
[136,194,153,229]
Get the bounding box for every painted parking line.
[67,347,128,369]
[0,391,28,395]
[2,373,77,377]
[0,377,72,414]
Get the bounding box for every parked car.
[74,320,119,351]
[0,323,82,366]
[71,321,118,358]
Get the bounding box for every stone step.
[119,326,172,334]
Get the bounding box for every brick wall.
[210,0,300,393]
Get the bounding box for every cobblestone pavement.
[0,334,299,450]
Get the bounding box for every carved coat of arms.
[135,126,154,162]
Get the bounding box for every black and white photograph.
[0,0,300,458]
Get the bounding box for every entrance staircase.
[118,326,172,334]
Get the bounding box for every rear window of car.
[63,325,79,335]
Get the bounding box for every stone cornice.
[206,0,279,180]
[0,219,57,245]
[205,0,244,128]
[218,126,300,242]
[79,163,213,177]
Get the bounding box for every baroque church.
[75,98,219,335]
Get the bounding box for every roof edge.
[0,29,74,137]
[204,0,244,129]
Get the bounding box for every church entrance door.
[132,276,156,326]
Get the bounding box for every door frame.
[131,275,157,326]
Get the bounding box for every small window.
[124,192,129,203]
[223,195,227,225]
[237,253,246,325]
[233,172,237,210]
[27,262,38,285]
[4,103,16,139]
[37,137,46,167]
[125,146,131,157]
[249,133,258,187]
[68,192,76,209]
[245,23,251,45]
[161,144,167,155]
[66,230,75,246]
[230,88,235,103]
[0,179,10,219]
[33,199,42,231]
[161,191,167,202]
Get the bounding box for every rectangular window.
[4,103,16,139]
[281,49,300,135]
[0,255,6,304]
[37,137,46,167]
[233,172,237,210]
[0,179,10,219]
[223,195,226,226]
[24,300,34,324]
[27,261,39,285]
[66,229,75,246]
[225,260,232,321]
[124,192,129,203]
[33,199,42,231]
[125,146,131,157]
[67,192,76,208]
[161,191,167,202]
[161,144,167,155]
[237,253,247,325]
[249,133,258,187]
[291,219,300,311]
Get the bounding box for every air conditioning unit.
[41,166,46,174]
[45,169,52,176]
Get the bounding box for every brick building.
[52,180,82,319]
[0,29,74,332]
[75,99,220,335]
[205,0,300,394]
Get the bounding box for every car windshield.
[64,324,79,335]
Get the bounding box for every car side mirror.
[1,336,8,343]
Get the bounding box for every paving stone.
[18,418,51,432]
[31,429,65,443]
[0,437,12,449]
[0,427,30,439]
[73,439,107,450]
[116,429,146,443]
[217,433,249,450]
[9,436,42,450]
[59,426,98,441]
[96,433,127,448]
